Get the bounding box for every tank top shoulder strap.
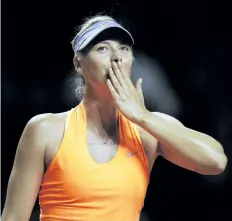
[64,108,74,131]
[118,112,149,174]
[61,106,80,140]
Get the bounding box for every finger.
[108,67,124,95]
[111,61,128,90]
[136,78,145,104]
[117,61,135,91]
[107,79,119,99]
[136,78,143,95]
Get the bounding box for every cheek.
[122,60,133,76]
[84,55,110,76]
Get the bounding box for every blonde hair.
[71,14,117,53]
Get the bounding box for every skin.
[2,37,227,221]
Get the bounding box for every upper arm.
[2,114,51,221]
[154,113,226,173]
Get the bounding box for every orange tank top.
[39,102,149,221]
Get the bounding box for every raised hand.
[107,61,148,124]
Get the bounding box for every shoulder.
[27,111,69,129]
[23,111,70,144]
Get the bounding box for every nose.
[110,51,122,63]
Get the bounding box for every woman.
[2,15,227,221]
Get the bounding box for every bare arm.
[1,114,50,221]
[136,111,227,175]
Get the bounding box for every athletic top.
[39,102,149,221]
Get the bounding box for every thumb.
[136,78,143,95]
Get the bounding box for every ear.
[73,55,83,75]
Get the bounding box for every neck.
[82,86,118,138]
[84,83,114,103]
[83,98,118,124]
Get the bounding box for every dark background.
[2,0,232,220]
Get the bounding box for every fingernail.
[140,78,143,83]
